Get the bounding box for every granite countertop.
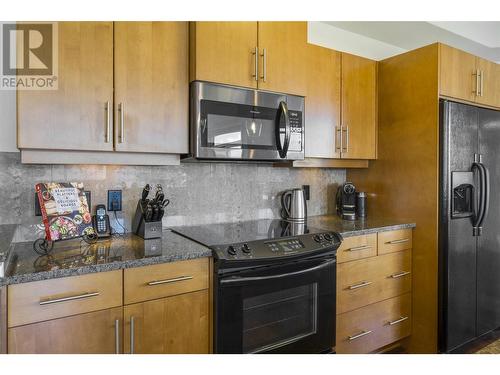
[0,224,17,262]
[0,230,211,287]
[307,215,415,237]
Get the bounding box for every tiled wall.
[0,152,345,240]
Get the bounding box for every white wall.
[0,21,18,152]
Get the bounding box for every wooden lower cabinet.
[336,293,411,354]
[8,307,123,354]
[123,289,209,354]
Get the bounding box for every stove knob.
[227,245,237,256]
[242,243,251,253]
[324,233,334,242]
[313,234,322,243]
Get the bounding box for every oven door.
[215,256,336,354]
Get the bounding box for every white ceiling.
[308,21,500,62]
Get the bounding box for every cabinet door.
[190,22,258,88]
[341,53,377,159]
[8,307,123,354]
[124,290,209,354]
[439,44,477,102]
[18,22,114,151]
[257,22,308,95]
[114,22,188,154]
[304,44,341,159]
[475,57,500,108]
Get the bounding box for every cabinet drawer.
[337,250,412,314]
[336,293,412,354]
[8,270,122,328]
[124,258,209,305]
[378,229,412,255]
[337,234,377,263]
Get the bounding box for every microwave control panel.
[288,110,303,152]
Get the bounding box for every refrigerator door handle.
[471,162,486,236]
[476,162,490,234]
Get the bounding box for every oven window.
[201,100,278,150]
[242,283,318,353]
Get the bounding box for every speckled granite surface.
[0,224,17,262]
[306,215,416,237]
[0,230,211,286]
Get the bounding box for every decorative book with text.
[35,182,94,241]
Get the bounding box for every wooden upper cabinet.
[8,307,123,354]
[257,22,308,95]
[341,53,377,159]
[475,57,500,108]
[439,44,477,102]
[304,44,341,159]
[114,22,189,154]
[190,22,258,88]
[18,22,114,151]
[123,290,209,354]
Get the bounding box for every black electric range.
[173,219,342,354]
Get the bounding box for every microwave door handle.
[220,258,336,285]
[275,101,291,159]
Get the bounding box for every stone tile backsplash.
[0,152,345,241]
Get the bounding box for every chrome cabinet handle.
[347,245,372,252]
[341,126,348,153]
[147,275,193,286]
[260,48,267,82]
[390,271,411,279]
[348,281,372,290]
[252,47,259,81]
[348,330,372,341]
[130,316,135,354]
[388,316,409,326]
[335,126,342,152]
[105,101,111,143]
[39,291,100,305]
[479,70,484,96]
[115,319,120,354]
[386,238,409,245]
[119,102,125,143]
[474,69,480,96]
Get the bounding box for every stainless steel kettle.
[281,188,307,222]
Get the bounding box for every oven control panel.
[212,231,341,261]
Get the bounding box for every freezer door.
[439,100,478,352]
[477,107,500,336]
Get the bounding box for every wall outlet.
[35,190,91,216]
[108,190,122,212]
[302,185,310,200]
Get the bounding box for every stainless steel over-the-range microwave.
[188,81,305,162]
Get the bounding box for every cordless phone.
[92,204,111,238]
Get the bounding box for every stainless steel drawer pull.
[388,316,409,326]
[130,316,135,354]
[105,101,111,143]
[386,238,409,245]
[348,330,373,341]
[252,47,258,81]
[119,102,125,143]
[147,275,193,286]
[260,48,267,82]
[39,291,100,305]
[347,245,372,252]
[348,281,373,290]
[390,271,411,279]
[480,70,484,97]
[115,319,120,354]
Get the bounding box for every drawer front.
[8,270,122,328]
[378,229,412,255]
[124,258,209,305]
[337,250,412,314]
[337,233,377,263]
[336,293,412,354]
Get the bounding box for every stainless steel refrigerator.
[440,100,500,353]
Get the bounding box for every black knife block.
[132,200,162,239]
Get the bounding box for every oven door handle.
[220,258,336,285]
[275,101,291,159]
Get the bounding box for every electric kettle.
[281,188,307,222]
